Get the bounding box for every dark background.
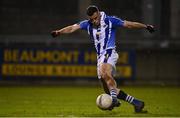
[0,0,180,85]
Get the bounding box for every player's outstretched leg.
[110,88,121,107]
[117,90,147,113]
[100,79,120,110]
[107,92,120,110]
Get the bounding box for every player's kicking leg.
[100,63,121,110]
[100,78,120,110]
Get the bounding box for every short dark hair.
[86,5,99,16]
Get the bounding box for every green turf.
[0,85,180,117]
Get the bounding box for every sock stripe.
[111,90,116,92]
[110,89,117,98]
[111,93,116,95]
[128,96,132,102]
[111,93,116,96]
[126,95,134,103]
[117,90,139,105]
[130,97,134,103]
[126,95,130,101]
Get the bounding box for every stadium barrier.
[0,46,136,82]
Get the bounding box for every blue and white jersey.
[79,11,124,57]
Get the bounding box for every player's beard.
[93,21,100,27]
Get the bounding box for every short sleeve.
[108,16,124,28]
[79,20,89,30]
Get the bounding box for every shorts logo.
[105,54,109,59]
[104,53,109,63]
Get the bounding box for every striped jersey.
[79,11,124,56]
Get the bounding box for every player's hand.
[51,30,59,38]
[146,25,155,33]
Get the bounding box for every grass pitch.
[0,85,180,117]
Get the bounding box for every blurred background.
[0,0,180,86]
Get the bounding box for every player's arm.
[123,20,155,33]
[51,24,80,38]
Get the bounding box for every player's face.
[89,11,100,26]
